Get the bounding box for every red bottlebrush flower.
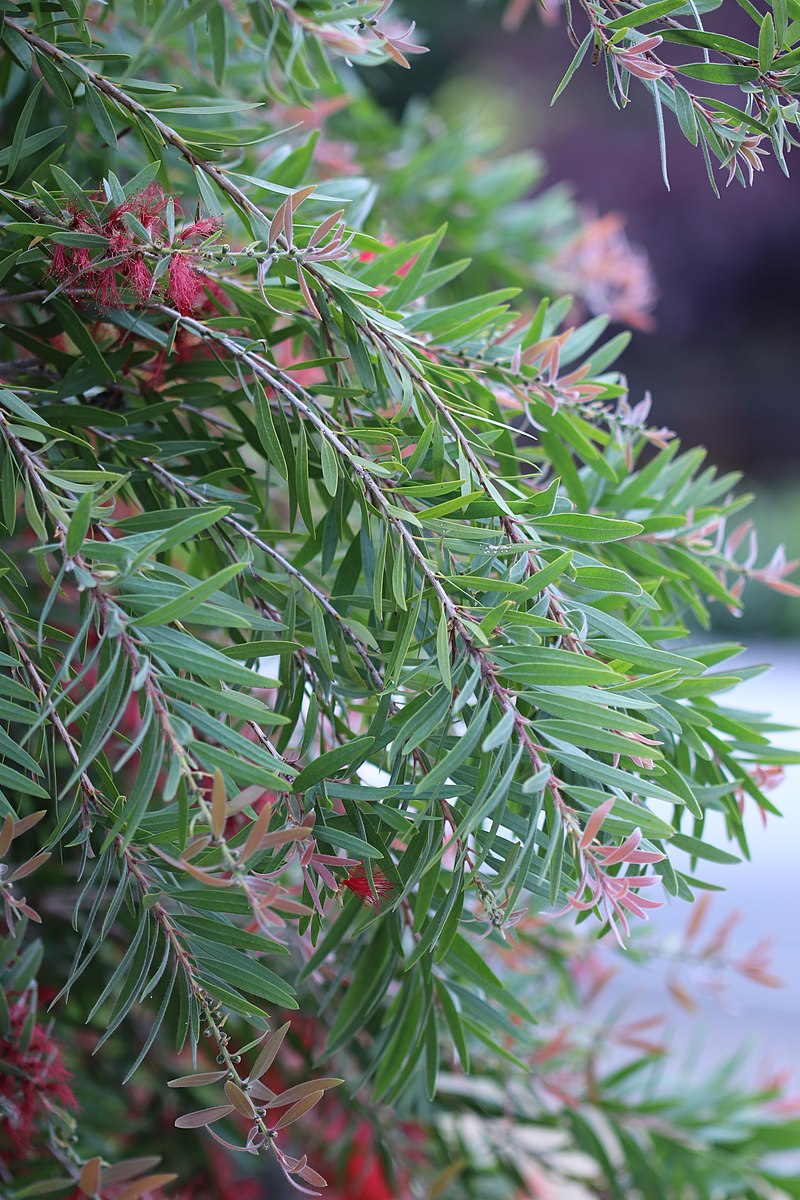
[48,240,93,299]
[358,236,416,282]
[168,254,204,314]
[136,183,170,234]
[95,265,120,308]
[396,252,416,278]
[47,184,225,326]
[47,183,223,319]
[108,224,135,257]
[0,998,77,1161]
[48,243,71,285]
[108,183,169,241]
[340,864,397,912]
[179,216,222,243]
[128,254,155,303]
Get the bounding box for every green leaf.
[670,832,741,864]
[160,676,284,723]
[0,762,50,799]
[436,608,452,692]
[135,563,247,627]
[293,737,376,792]
[551,32,593,105]
[573,565,643,596]
[113,506,231,546]
[84,86,118,148]
[320,436,339,497]
[772,0,789,43]
[65,491,94,558]
[759,12,776,72]
[417,699,490,798]
[482,708,515,752]
[605,0,688,27]
[253,382,288,478]
[6,80,44,181]
[674,84,699,145]
[661,28,759,57]
[175,915,287,954]
[652,78,670,191]
[677,62,760,82]
[140,628,270,688]
[192,938,297,1006]
[531,513,643,542]
[326,927,394,1053]
[437,982,469,1071]
[123,961,178,1082]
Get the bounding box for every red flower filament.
[340,864,397,912]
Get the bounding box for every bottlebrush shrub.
[1,1,800,1198]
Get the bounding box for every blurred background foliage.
[366,0,800,635]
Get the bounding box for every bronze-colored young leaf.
[78,1158,101,1197]
[259,826,313,850]
[174,1104,235,1129]
[100,1157,163,1186]
[266,1078,343,1108]
[150,845,231,887]
[240,804,273,864]
[297,1163,328,1188]
[224,1079,257,1118]
[272,1090,325,1130]
[116,1174,178,1200]
[181,834,212,862]
[167,1070,228,1088]
[211,767,226,839]
[0,813,13,858]
[7,850,50,883]
[249,1020,291,1081]
[12,809,47,838]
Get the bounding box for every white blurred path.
[607,641,800,1080]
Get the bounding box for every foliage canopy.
[1,1,800,1197]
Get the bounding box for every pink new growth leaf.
[558,798,666,944]
[579,797,615,850]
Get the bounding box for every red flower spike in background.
[0,997,77,1162]
[340,864,397,912]
[333,1122,397,1200]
